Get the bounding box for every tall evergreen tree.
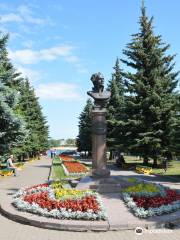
[14,79,49,159]
[0,31,49,160]
[121,2,179,165]
[107,58,125,152]
[77,99,93,155]
[0,33,23,89]
[0,33,26,156]
[170,95,180,156]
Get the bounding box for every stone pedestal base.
[92,168,110,178]
[77,176,122,193]
[91,109,110,178]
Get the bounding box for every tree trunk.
[143,156,149,165]
[153,157,158,167]
[109,150,113,160]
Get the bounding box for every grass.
[152,160,180,176]
[52,163,67,179]
[51,156,66,180]
[51,156,86,181]
[124,155,180,182]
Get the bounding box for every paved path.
[0,212,180,240]
[0,157,51,190]
[0,157,180,239]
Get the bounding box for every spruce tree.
[14,79,49,159]
[121,3,179,166]
[107,58,125,153]
[0,81,26,156]
[0,31,49,160]
[170,95,180,157]
[77,99,93,155]
[0,33,23,89]
[0,33,26,156]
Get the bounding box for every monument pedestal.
[87,72,111,179]
[91,109,110,178]
[77,176,122,193]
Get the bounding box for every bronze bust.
[87,72,111,110]
[90,72,104,93]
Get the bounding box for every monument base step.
[76,176,122,193]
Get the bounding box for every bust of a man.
[90,72,104,93]
[87,72,111,109]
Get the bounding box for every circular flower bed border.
[12,182,107,221]
[122,181,180,218]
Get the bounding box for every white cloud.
[9,45,74,64]
[21,40,35,48]
[9,49,37,64]
[9,32,22,40]
[35,83,81,100]
[17,5,53,26]
[65,55,80,63]
[17,5,33,16]
[0,13,23,23]
[9,44,87,74]
[16,65,42,82]
[25,15,46,25]
[0,4,53,26]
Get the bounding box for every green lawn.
[124,155,180,181]
[50,156,86,180]
[152,160,180,176]
[51,156,67,180]
[52,163,66,179]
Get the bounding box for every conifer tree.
[0,31,49,160]
[77,99,93,155]
[121,2,179,166]
[14,79,49,159]
[170,95,180,156]
[107,58,125,153]
[0,81,26,155]
[0,33,26,156]
[0,33,23,89]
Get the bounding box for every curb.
[0,202,109,232]
[1,196,180,232]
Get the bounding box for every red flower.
[64,162,87,173]
[133,189,180,209]
[26,183,49,191]
[23,192,100,213]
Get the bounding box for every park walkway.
[0,156,180,240]
[0,157,51,192]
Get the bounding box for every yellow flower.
[54,188,91,200]
[123,183,159,193]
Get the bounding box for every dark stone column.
[87,72,111,178]
[91,109,110,177]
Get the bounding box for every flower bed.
[63,161,88,176]
[60,154,75,162]
[136,165,152,175]
[12,182,107,220]
[122,181,180,218]
[0,169,13,176]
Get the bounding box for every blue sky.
[0,0,180,139]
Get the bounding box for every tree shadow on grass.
[107,162,180,183]
[52,163,61,166]
[35,165,51,168]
